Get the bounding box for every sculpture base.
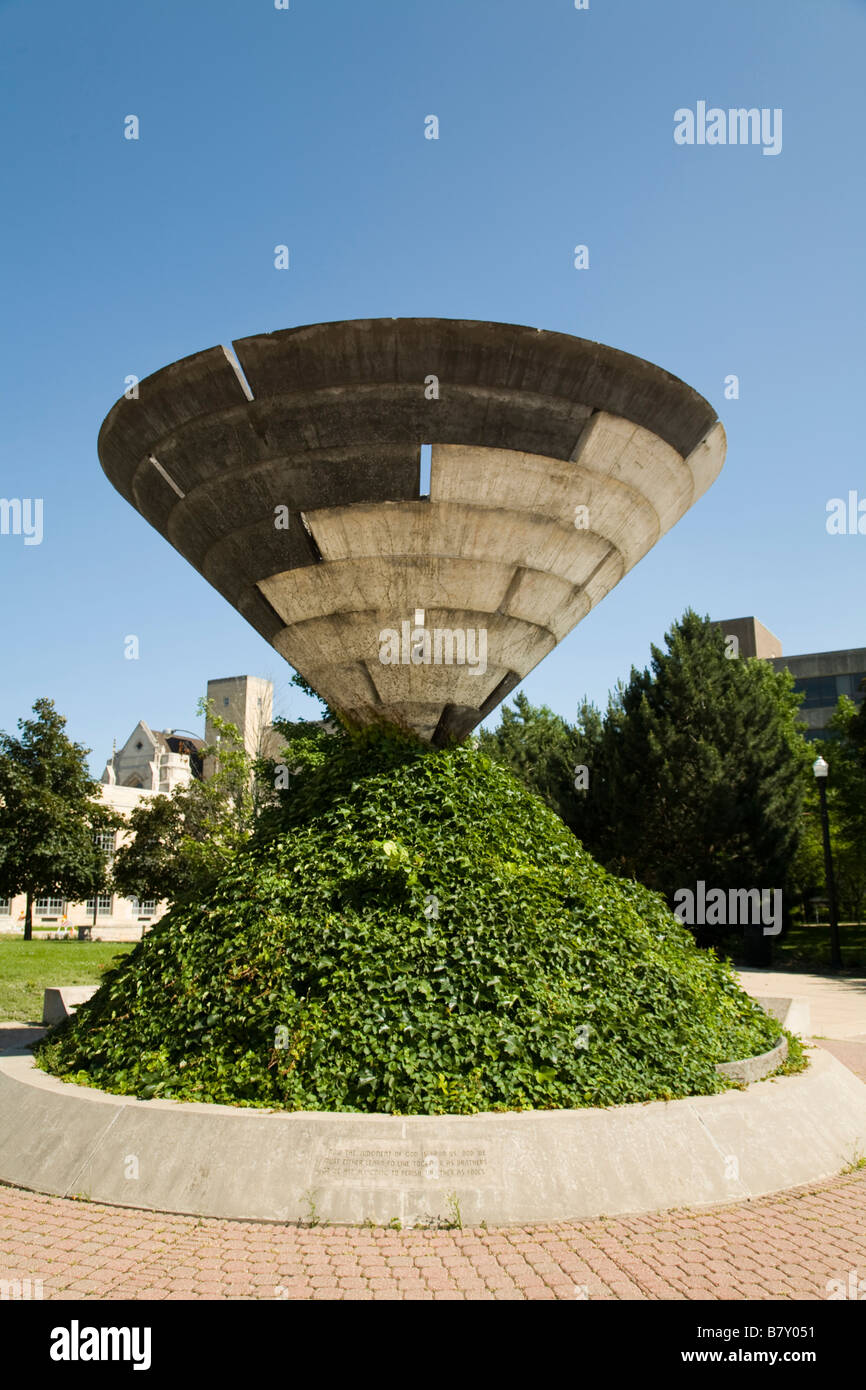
[1,1048,863,1226]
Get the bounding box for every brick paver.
[2,1003,865,1301]
[1,1170,864,1301]
[814,1038,866,1084]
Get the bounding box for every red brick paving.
[814,1037,866,1083]
[1,1169,865,1301]
[1,1028,864,1301]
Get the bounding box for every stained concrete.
[98,319,725,742]
[1,1048,863,1227]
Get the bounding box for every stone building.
[0,783,163,940]
[0,674,280,941]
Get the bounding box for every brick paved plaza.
[2,1031,865,1304]
[2,1031,864,1303]
[1,1166,864,1302]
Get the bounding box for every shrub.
[37,731,780,1113]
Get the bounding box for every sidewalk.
[3,987,866,1299]
[737,967,866,1041]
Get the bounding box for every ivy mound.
[37,732,780,1113]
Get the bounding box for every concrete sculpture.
[98,319,725,742]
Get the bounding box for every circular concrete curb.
[1,1048,864,1227]
[716,1035,787,1084]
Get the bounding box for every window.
[0,899,10,916]
[138,899,156,916]
[223,697,230,707]
[93,828,116,865]
[795,676,838,710]
[36,896,65,916]
[837,672,866,703]
[795,672,866,710]
[85,896,112,917]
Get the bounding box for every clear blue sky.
[1,0,863,772]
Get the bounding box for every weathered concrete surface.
[98,319,725,741]
[0,1023,44,1052]
[1,1048,862,1226]
[41,987,98,1027]
[715,1035,787,1083]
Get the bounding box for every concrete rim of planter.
[1,1039,863,1227]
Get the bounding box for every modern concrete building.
[714,617,866,739]
[770,647,866,739]
[713,616,782,661]
[98,318,726,744]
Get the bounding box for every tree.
[813,696,866,925]
[111,700,263,908]
[481,612,812,954]
[787,791,826,926]
[0,699,116,940]
[585,612,811,949]
[478,692,601,833]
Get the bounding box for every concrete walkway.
[738,967,866,1041]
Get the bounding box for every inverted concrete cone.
[98,319,725,743]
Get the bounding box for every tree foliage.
[111,700,261,908]
[483,612,811,947]
[478,692,599,832]
[0,699,116,939]
[800,696,866,925]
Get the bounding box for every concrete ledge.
[716,1035,787,1084]
[0,1048,864,1226]
[41,987,98,1027]
[749,995,812,1038]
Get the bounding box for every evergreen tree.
[481,611,811,953]
[0,699,115,940]
[812,697,866,925]
[588,611,810,945]
[478,692,600,832]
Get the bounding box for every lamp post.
[812,756,842,970]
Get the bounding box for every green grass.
[0,939,136,1023]
[775,922,866,972]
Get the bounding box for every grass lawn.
[0,939,135,1024]
[774,922,866,972]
